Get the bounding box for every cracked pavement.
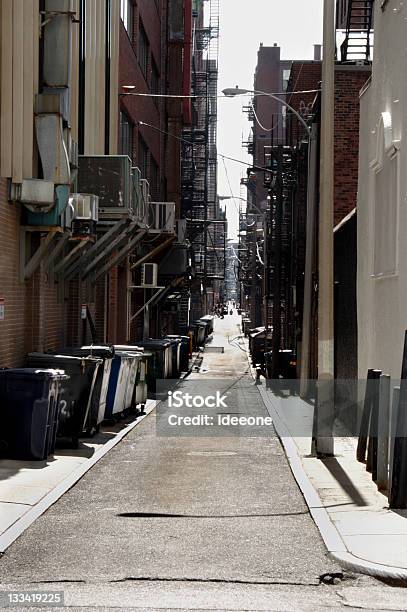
[0,314,405,610]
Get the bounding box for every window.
[150,157,159,200]
[120,112,133,160]
[374,156,398,276]
[120,0,133,35]
[151,60,160,96]
[282,69,291,92]
[139,20,149,78]
[138,135,148,178]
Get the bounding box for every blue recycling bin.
[0,369,68,460]
[105,352,134,419]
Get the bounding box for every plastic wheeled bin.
[165,337,182,378]
[166,335,190,373]
[137,339,172,392]
[114,348,144,413]
[193,321,207,346]
[199,315,215,335]
[0,368,68,460]
[137,350,154,399]
[114,346,147,411]
[105,351,134,419]
[188,324,198,350]
[53,346,115,435]
[136,351,151,407]
[27,354,102,448]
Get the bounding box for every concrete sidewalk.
[257,382,407,580]
[0,402,156,553]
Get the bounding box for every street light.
[222,87,311,137]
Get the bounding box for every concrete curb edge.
[257,383,407,582]
[0,402,156,555]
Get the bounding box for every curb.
[0,402,156,555]
[257,382,407,582]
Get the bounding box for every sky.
[216,0,324,238]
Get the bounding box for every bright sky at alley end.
[217,0,323,239]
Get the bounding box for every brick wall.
[0,179,27,367]
[119,1,165,197]
[288,63,370,225]
[334,67,371,225]
[0,178,66,367]
[287,61,321,145]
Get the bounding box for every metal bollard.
[389,331,407,509]
[376,374,390,491]
[357,369,377,463]
[388,386,400,498]
[366,369,381,480]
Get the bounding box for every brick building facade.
[0,0,193,367]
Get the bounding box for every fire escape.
[181,0,222,318]
[338,0,374,63]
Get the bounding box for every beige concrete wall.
[0,0,120,181]
[357,3,406,380]
[83,0,119,155]
[0,0,39,183]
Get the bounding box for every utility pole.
[313,0,335,456]
[271,146,284,379]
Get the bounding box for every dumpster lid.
[137,339,172,348]
[28,353,102,364]
[53,346,115,359]
[0,368,69,380]
[114,345,144,352]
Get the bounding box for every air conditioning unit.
[70,193,99,237]
[71,193,98,220]
[149,202,176,233]
[78,155,133,219]
[141,263,158,287]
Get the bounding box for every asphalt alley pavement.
[0,312,405,610]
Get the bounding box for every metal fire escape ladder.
[340,0,374,62]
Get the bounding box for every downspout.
[104,0,111,154]
[78,0,86,154]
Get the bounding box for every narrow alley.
[0,314,404,610]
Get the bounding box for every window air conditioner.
[69,193,99,236]
[78,155,133,219]
[141,263,158,287]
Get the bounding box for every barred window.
[139,20,149,78]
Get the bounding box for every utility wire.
[134,119,274,174]
[221,157,240,216]
[120,89,321,99]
